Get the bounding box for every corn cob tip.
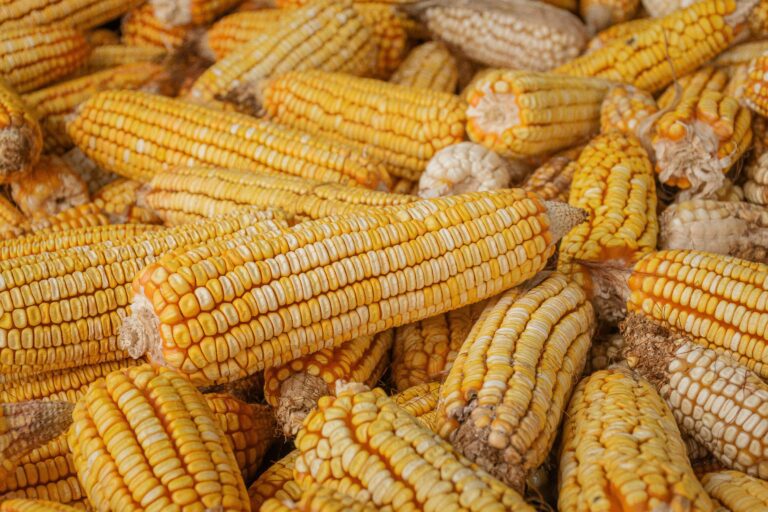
[619,312,678,386]
[117,293,162,362]
[544,201,588,241]
[570,257,632,320]
[275,373,329,437]
[0,125,38,179]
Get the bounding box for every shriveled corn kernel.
[119,190,586,385]
[414,0,588,71]
[248,451,301,511]
[0,0,142,31]
[556,0,755,93]
[702,471,768,510]
[60,148,117,195]
[558,368,715,511]
[294,383,535,511]
[523,145,583,202]
[121,4,192,51]
[69,364,250,511]
[390,42,459,93]
[417,142,526,199]
[599,84,659,137]
[581,0,640,33]
[465,69,611,159]
[263,330,392,436]
[437,273,595,491]
[10,156,88,220]
[0,80,42,182]
[92,178,162,225]
[622,313,768,480]
[261,485,378,512]
[391,302,487,391]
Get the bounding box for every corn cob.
[391,302,486,391]
[713,41,768,74]
[391,178,416,195]
[0,26,90,93]
[559,368,715,511]
[558,132,658,321]
[750,0,768,36]
[149,0,242,26]
[67,90,390,190]
[627,249,768,377]
[0,0,142,31]
[556,0,756,94]
[60,148,117,195]
[203,393,276,483]
[264,330,392,436]
[187,0,376,110]
[262,485,378,512]
[581,0,640,33]
[199,9,286,60]
[356,3,410,78]
[294,383,535,511]
[465,69,611,159]
[248,451,301,511]
[69,364,250,511]
[744,54,768,116]
[389,42,458,93]
[0,196,28,241]
[121,4,192,51]
[587,332,625,372]
[391,381,440,429]
[522,145,583,202]
[0,500,80,512]
[651,67,752,198]
[437,272,595,491]
[599,84,658,137]
[86,29,119,47]
[27,202,108,234]
[93,178,162,225]
[0,81,43,183]
[702,471,768,510]
[0,401,75,482]
[81,45,167,73]
[9,156,88,220]
[417,142,527,199]
[585,17,656,52]
[119,190,585,385]
[143,167,414,225]
[414,0,588,72]
[642,0,698,17]
[259,70,467,180]
[622,313,768,480]
[660,199,768,263]
[724,63,750,100]
[0,208,286,376]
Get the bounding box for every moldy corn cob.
[587,332,626,372]
[0,80,42,183]
[390,41,459,93]
[437,272,596,492]
[9,156,89,220]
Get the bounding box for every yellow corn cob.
[60,147,117,195]
[294,383,535,511]
[264,330,392,436]
[67,91,390,189]
[465,69,611,159]
[587,332,625,372]
[262,485,379,512]
[558,132,658,320]
[415,0,588,71]
[0,196,28,241]
[744,54,768,117]
[69,364,250,511]
[0,208,287,376]
[628,249,768,377]
[599,84,659,137]
[660,199,768,263]
[27,202,108,234]
[391,381,440,430]
[724,62,750,100]
[622,313,768,480]
[0,26,90,93]
[0,499,81,512]
[390,42,458,93]
[187,0,376,109]
[121,4,192,51]
[248,451,301,511]
[713,41,768,74]
[85,29,119,47]
[118,190,585,385]
[522,145,583,202]
[556,0,755,94]
[143,166,414,225]
[581,0,640,33]
[203,393,276,483]
[199,9,286,60]
[92,178,162,225]
[391,177,416,195]
[81,45,167,73]
[149,0,242,26]
[0,80,43,183]
[0,401,75,482]
[356,3,410,78]
[260,70,466,180]
[9,156,88,220]
[652,67,752,198]
[23,63,168,155]
[702,471,768,510]
[0,0,142,31]
[391,301,486,391]
[585,17,656,52]
[437,272,596,491]
[417,142,527,199]
[559,368,715,511]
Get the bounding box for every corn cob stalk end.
[118,293,163,361]
[619,312,678,383]
[273,373,328,438]
[544,201,588,241]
